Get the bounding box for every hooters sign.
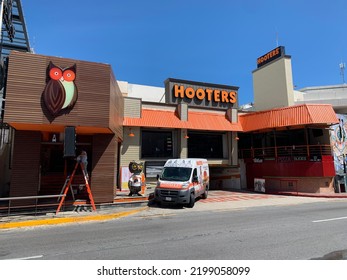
[164,78,239,109]
[257,46,285,68]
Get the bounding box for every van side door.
[192,167,203,196]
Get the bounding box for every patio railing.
[239,144,332,161]
[0,194,66,217]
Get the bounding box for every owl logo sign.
[42,62,78,116]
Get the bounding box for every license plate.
[165,197,172,201]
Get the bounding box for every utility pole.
[0,1,4,43]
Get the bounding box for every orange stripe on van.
[159,183,183,189]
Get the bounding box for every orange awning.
[123,109,242,132]
[239,104,338,132]
[124,104,338,133]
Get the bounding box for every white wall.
[118,81,165,103]
[294,84,347,113]
[253,57,294,111]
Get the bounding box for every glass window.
[161,167,192,181]
[188,132,224,158]
[192,168,197,179]
[141,130,173,158]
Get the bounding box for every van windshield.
[161,167,192,182]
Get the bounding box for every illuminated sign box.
[257,46,285,68]
[164,78,239,109]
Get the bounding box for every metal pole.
[0,1,4,43]
[273,130,277,159]
[35,197,38,216]
[305,127,310,159]
[344,154,347,193]
[0,1,4,126]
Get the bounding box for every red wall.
[245,156,335,189]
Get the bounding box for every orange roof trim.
[240,104,338,132]
[9,123,114,134]
[123,104,338,133]
[123,109,243,132]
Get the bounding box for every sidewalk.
[113,186,154,204]
[1,188,346,230]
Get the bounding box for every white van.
[154,158,209,208]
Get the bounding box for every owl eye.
[63,70,76,82]
[49,67,63,80]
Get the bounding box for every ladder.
[58,176,75,202]
[56,162,96,214]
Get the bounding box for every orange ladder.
[56,162,96,214]
[58,176,75,202]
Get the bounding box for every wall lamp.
[128,128,135,137]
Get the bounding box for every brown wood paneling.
[109,72,124,140]
[10,131,41,205]
[91,134,116,203]
[4,51,123,132]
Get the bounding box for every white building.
[294,84,347,114]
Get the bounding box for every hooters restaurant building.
[120,78,242,190]
[120,46,339,195]
[0,48,340,207]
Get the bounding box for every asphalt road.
[0,197,346,260]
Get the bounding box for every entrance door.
[40,143,69,196]
[40,134,93,197]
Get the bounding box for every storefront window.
[188,132,224,158]
[141,130,173,158]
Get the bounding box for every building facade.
[294,84,347,192]
[240,46,339,193]
[0,45,342,207]
[1,51,123,204]
[120,78,242,191]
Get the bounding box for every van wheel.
[201,187,208,199]
[187,193,195,208]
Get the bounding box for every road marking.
[312,216,347,223]
[139,213,176,219]
[212,208,244,213]
[6,255,43,260]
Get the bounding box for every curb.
[0,207,148,230]
[267,191,347,199]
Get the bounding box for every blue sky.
[23,0,346,105]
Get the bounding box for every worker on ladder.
[77,150,88,180]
